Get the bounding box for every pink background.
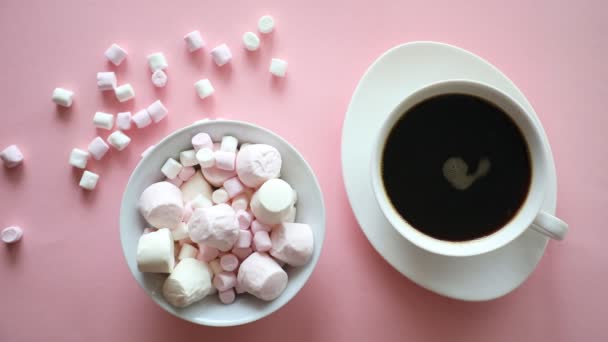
[1,0,606,341]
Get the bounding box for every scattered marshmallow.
[138,182,184,229]
[196,148,215,168]
[151,70,168,88]
[178,243,198,260]
[97,72,117,91]
[219,289,236,304]
[93,112,114,130]
[253,231,272,252]
[141,145,155,158]
[236,210,253,230]
[1,145,24,168]
[161,158,183,179]
[147,52,168,72]
[189,194,213,210]
[258,15,275,34]
[237,252,287,301]
[270,222,314,266]
[184,30,205,52]
[107,131,131,151]
[79,170,100,190]
[115,83,135,102]
[132,109,152,128]
[220,253,239,272]
[171,222,190,241]
[214,151,236,171]
[105,43,128,66]
[235,229,252,248]
[1,226,23,244]
[236,144,282,187]
[212,188,229,204]
[192,133,213,151]
[210,44,232,66]
[197,244,219,262]
[232,247,253,260]
[147,100,168,123]
[187,203,239,251]
[220,135,238,152]
[231,193,250,212]
[223,177,246,198]
[178,166,196,182]
[88,136,110,160]
[116,112,132,130]
[251,220,272,234]
[179,170,213,202]
[269,58,288,77]
[69,148,89,169]
[52,88,74,107]
[250,179,295,225]
[194,79,214,99]
[242,31,260,51]
[162,258,212,307]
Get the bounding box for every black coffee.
[381,94,531,241]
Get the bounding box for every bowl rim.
[119,119,326,326]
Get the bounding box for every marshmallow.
[237,252,287,301]
[138,182,184,229]
[88,136,110,160]
[1,145,24,168]
[180,170,213,202]
[147,100,168,123]
[178,166,195,182]
[235,282,246,294]
[232,247,253,260]
[166,177,183,187]
[220,136,238,152]
[105,43,128,66]
[171,222,189,241]
[223,177,246,198]
[196,148,215,168]
[235,229,252,248]
[161,158,183,179]
[137,228,175,273]
[220,253,239,272]
[178,243,198,260]
[242,32,260,51]
[183,203,193,222]
[1,226,23,244]
[212,188,229,204]
[162,258,212,307]
[236,144,282,188]
[250,179,294,225]
[236,210,253,230]
[209,259,223,275]
[52,88,74,107]
[141,145,155,158]
[93,112,114,130]
[151,70,168,88]
[284,205,297,223]
[184,30,205,52]
[231,193,250,212]
[132,109,152,128]
[218,289,236,304]
[197,244,219,262]
[251,220,272,234]
[192,133,213,151]
[253,231,272,252]
[269,58,288,77]
[210,44,232,66]
[188,203,239,251]
[202,166,237,187]
[215,151,236,171]
[194,79,214,99]
[115,83,135,102]
[106,131,131,151]
[69,148,89,169]
[213,271,237,291]
[190,194,213,210]
[258,15,275,34]
[116,112,132,130]
[270,222,314,266]
[97,72,117,91]
[147,52,168,72]
[179,149,198,167]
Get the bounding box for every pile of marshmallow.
[136,133,313,306]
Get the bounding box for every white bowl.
[120,120,326,326]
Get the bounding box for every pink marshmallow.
[223,177,246,198]
[218,289,236,304]
[231,247,253,260]
[214,151,235,171]
[270,222,314,267]
[187,203,239,251]
[132,109,152,128]
[236,210,253,230]
[235,281,246,294]
[183,202,193,223]
[147,100,168,123]
[220,253,239,272]
[191,133,213,151]
[251,220,272,234]
[231,193,250,212]
[210,43,232,66]
[138,182,184,230]
[87,137,110,160]
[165,177,183,187]
[213,271,237,291]
[237,252,287,301]
[201,166,237,187]
[253,231,272,252]
[178,166,196,182]
[116,112,132,130]
[104,43,127,66]
[235,229,252,248]
[1,145,24,168]
[236,144,282,188]
[197,244,219,262]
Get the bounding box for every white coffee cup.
[371,80,568,257]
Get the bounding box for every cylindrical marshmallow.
[79,170,99,190]
[269,58,288,77]
[115,83,135,102]
[97,72,117,91]
[231,193,250,212]
[190,194,213,211]
[250,179,295,225]
[107,130,131,151]
[188,203,239,251]
[237,252,287,301]
[1,226,23,244]
[236,210,253,230]
[116,112,132,130]
[220,253,239,272]
[88,136,110,160]
[270,222,314,266]
[213,271,237,291]
[218,289,236,304]
[242,32,260,51]
[232,247,253,260]
[212,188,229,204]
[161,158,183,179]
[210,44,232,66]
[197,244,219,262]
[147,100,168,123]
[151,70,168,88]
[93,112,114,130]
[171,222,189,241]
[137,228,175,273]
[184,30,205,52]
[138,182,184,229]
[162,258,212,307]
[258,15,275,34]
[69,148,89,169]
[223,177,246,198]
[178,166,196,182]
[208,259,223,275]
[192,133,213,151]
[253,231,272,252]
[235,229,252,248]
[214,151,235,171]
[147,52,168,72]
[251,220,272,234]
[179,149,198,167]
[52,88,74,107]
[236,144,282,188]
[132,109,152,128]
[1,145,24,168]
[220,135,238,152]
[202,166,236,187]
[178,243,198,260]
[105,43,128,66]
[196,148,215,168]
[179,171,213,202]
[194,79,214,99]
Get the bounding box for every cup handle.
[530,211,568,240]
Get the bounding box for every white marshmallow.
[147,52,168,72]
[179,149,198,167]
[250,179,294,225]
[141,144,155,158]
[189,193,213,210]
[237,252,287,301]
[151,70,168,88]
[208,259,223,275]
[161,158,182,179]
[194,79,214,99]
[138,182,184,229]
[242,32,260,51]
[171,222,190,241]
[270,222,314,266]
[202,166,236,188]
[191,133,213,151]
[220,135,238,152]
[210,44,232,66]
[147,100,168,123]
[79,170,99,190]
[188,203,239,251]
[52,88,74,107]
[132,109,152,128]
[269,58,288,77]
[214,151,236,171]
[196,148,215,168]
[1,226,23,244]
[180,170,213,202]
[258,15,275,34]
[231,193,250,212]
[163,258,212,307]
[137,228,175,273]
[93,112,114,130]
[88,137,110,160]
[115,83,135,102]
[104,43,128,66]
[1,145,24,168]
[107,131,131,151]
[69,148,89,169]
[97,72,117,91]
[116,112,132,130]
[236,144,282,188]
[284,205,296,223]
[184,30,205,52]
[212,188,229,204]
[178,243,198,260]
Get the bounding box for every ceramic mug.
[370,79,568,257]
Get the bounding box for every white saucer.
[341,41,556,301]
